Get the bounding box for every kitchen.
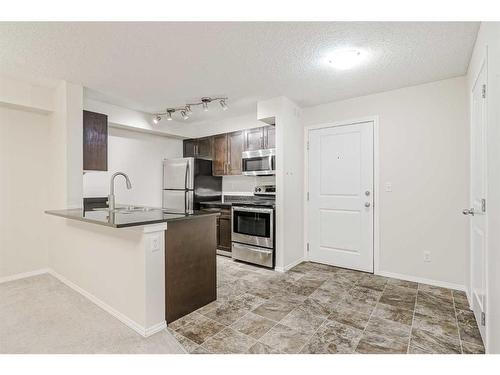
[43,98,279,335]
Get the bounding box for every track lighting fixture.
[220,99,228,111]
[152,96,228,123]
[180,110,189,120]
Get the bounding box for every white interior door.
[307,121,374,272]
[467,61,487,341]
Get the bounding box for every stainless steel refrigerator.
[162,157,222,214]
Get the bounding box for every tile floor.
[168,256,485,354]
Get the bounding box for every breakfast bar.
[45,207,218,337]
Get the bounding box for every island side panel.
[165,215,217,323]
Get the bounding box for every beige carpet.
[0,274,184,354]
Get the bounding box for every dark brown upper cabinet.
[83,110,108,171]
[183,137,213,159]
[183,139,197,157]
[243,126,275,151]
[227,131,243,175]
[212,134,228,176]
[264,125,276,149]
[211,131,243,176]
[243,127,264,151]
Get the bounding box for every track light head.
[201,97,211,112]
[219,99,228,111]
[166,111,173,121]
[153,115,162,124]
[185,105,192,115]
[180,110,189,120]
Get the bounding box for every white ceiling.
[0,22,479,121]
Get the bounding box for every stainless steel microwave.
[241,149,275,176]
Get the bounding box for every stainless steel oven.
[241,149,275,176]
[231,205,274,268]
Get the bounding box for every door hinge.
[482,84,487,99]
[307,192,309,201]
[307,141,309,150]
[306,243,310,252]
[481,311,486,326]
[482,198,486,213]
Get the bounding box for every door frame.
[469,49,489,349]
[303,116,380,274]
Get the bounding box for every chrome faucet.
[108,172,132,211]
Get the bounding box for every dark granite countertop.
[199,201,233,208]
[45,206,219,228]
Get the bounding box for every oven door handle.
[232,242,273,254]
[232,206,274,214]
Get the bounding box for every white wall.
[222,175,275,195]
[83,127,182,207]
[0,106,50,278]
[302,77,469,287]
[258,97,304,271]
[467,22,500,354]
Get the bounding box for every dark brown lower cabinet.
[165,216,217,324]
[202,207,232,253]
[217,209,232,252]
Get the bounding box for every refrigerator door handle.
[184,160,189,213]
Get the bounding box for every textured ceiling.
[0,22,479,121]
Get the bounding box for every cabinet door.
[183,139,197,157]
[264,125,276,149]
[227,130,244,175]
[218,216,232,251]
[197,137,213,159]
[243,127,264,151]
[212,134,227,175]
[83,110,108,171]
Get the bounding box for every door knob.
[462,208,475,216]
[365,190,370,196]
[364,202,371,208]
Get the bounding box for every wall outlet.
[385,182,392,192]
[423,251,431,263]
[150,237,161,253]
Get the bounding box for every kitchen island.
[45,207,218,337]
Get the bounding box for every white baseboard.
[47,269,164,338]
[0,268,50,284]
[145,321,168,337]
[377,270,466,291]
[276,257,305,273]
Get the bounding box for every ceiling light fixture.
[152,96,228,124]
[327,48,365,70]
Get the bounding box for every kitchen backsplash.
[222,175,275,195]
